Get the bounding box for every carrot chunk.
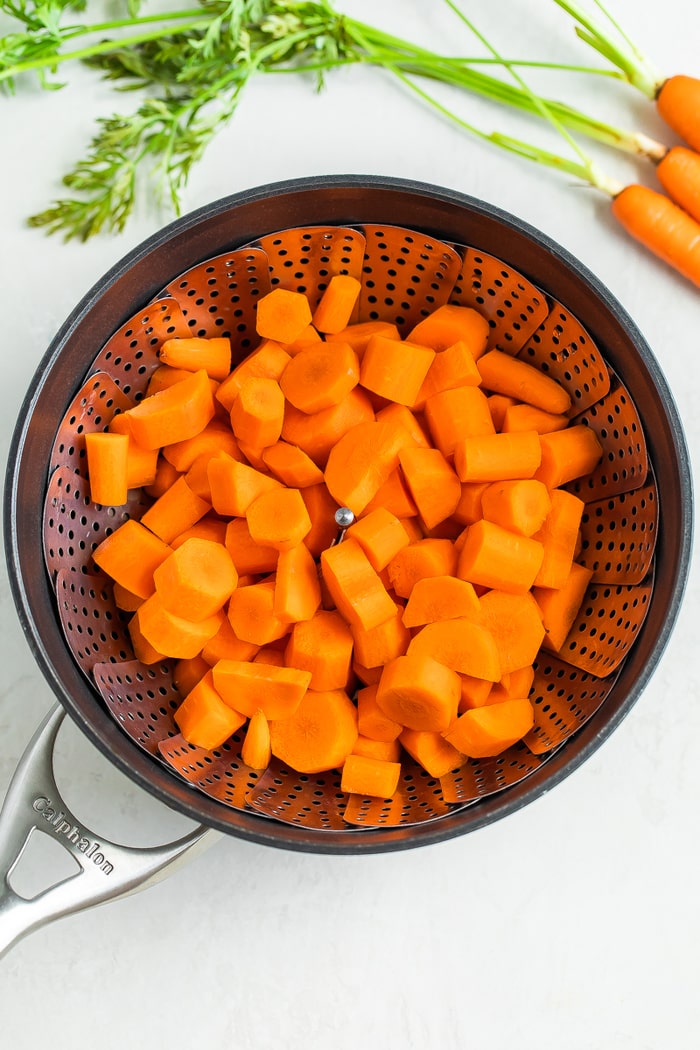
[376,652,461,732]
[85,432,129,506]
[321,538,396,632]
[224,517,279,575]
[246,487,312,551]
[454,431,542,483]
[241,709,272,769]
[477,349,572,414]
[401,575,481,628]
[229,376,285,449]
[285,609,354,691]
[255,287,313,343]
[352,737,402,763]
[174,670,246,750]
[399,728,464,778]
[269,688,358,773]
[324,417,412,516]
[282,386,375,468]
[299,482,340,557]
[414,339,482,409]
[174,654,211,697]
[280,341,360,413]
[408,304,490,357]
[407,618,501,681]
[480,479,552,537]
[135,593,223,659]
[532,489,585,589]
[200,616,260,665]
[162,420,241,473]
[215,340,291,412]
[444,698,535,758]
[398,445,461,530]
[123,368,215,450]
[207,453,281,517]
[534,561,594,653]
[273,542,322,623]
[312,274,362,333]
[346,507,410,571]
[478,590,545,674]
[153,537,238,620]
[424,386,495,458]
[357,683,403,742]
[93,519,171,599]
[501,403,569,435]
[386,538,457,599]
[213,660,312,720]
[457,519,544,593]
[325,320,400,358]
[261,441,324,488]
[360,335,435,407]
[159,336,231,380]
[351,606,411,669]
[227,580,290,646]
[140,475,211,544]
[534,425,603,488]
[341,754,402,799]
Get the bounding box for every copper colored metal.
[37,216,667,833]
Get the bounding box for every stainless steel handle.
[0,705,219,959]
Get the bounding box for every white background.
[1,2,699,1047]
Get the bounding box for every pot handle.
[0,705,219,959]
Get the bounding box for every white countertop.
[1,2,699,1046]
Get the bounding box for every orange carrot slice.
[534,425,603,488]
[153,537,238,620]
[341,754,402,798]
[93,519,171,599]
[227,580,290,646]
[159,336,231,380]
[478,590,545,674]
[321,538,396,632]
[280,341,360,413]
[229,376,285,449]
[480,479,552,537]
[269,688,358,773]
[534,561,594,653]
[85,432,129,506]
[312,274,362,333]
[273,542,322,623]
[408,304,490,356]
[407,618,501,681]
[360,335,435,407]
[401,575,481,628]
[457,519,544,594]
[246,487,312,551]
[123,368,215,450]
[285,609,354,691]
[398,445,461,530]
[477,349,572,414]
[444,698,534,758]
[376,652,461,732]
[346,507,410,571]
[453,431,542,483]
[357,683,402,742]
[213,660,312,720]
[174,670,246,750]
[241,709,272,769]
[399,728,464,777]
[255,287,313,343]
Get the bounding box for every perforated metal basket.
[5,176,692,856]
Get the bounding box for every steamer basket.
[4,176,692,856]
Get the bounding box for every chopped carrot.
[159,336,231,380]
[213,659,312,720]
[135,593,223,659]
[273,542,322,623]
[386,538,458,599]
[458,674,493,711]
[153,537,238,620]
[140,475,211,544]
[502,403,569,435]
[144,455,180,499]
[173,654,210,697]
[488,664,536,704]
[360,335,435,407]
[224,517,279,575]
[454,430,542,483]
[357,683,402,742]
[325,320,400,358]
[408,304,490,357]
[207,452,280,517]
[399,728,464,778]
[413,339,482,409]
[281,386,375,468]
[480,479,552,537]
[227,580,290,646]
[241,709,272,769]
[108,411,159,489]
[398,445,461,530]
[401,575,481,628]
[407,618,501,681]
[532,489,585,589]
[363,469,418,519]
[112,581,145,613]
[487,393,519,431]
[200,616,259,665]
[478,590,544,674]
[299,482,340,557]
[534,561,594,653]
[477,349,572,415]
[285,323,322,355]
[534,425,603,488]
[346,507,410,571]
[174,670,246,750]
[285,609,354,691]
[170,515,227,550]
[215,339,291,412]
[444,698,535,758]
[162,420,241,473]
[320,537,396,632]
[452,481,490,526]
[352,736,402,763]
[324,416,412,515]
[261,441,324,488]
[457,519,544,593]
[253,647,286,667]
[269,688,358,773]
[255,287,313,343]
[93,519,171,599]
[282,341,360,415]
[127,611,167,665]
[350,606,411,669]
[85,432,129,506]
[376,652,461,732]
[424,385,495,457]
[229,376,285,449]
[246,487,311,551]
[122,368,215,450]
[312,274,362,334]
[340,754,402,799]
[375,402,432,448]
